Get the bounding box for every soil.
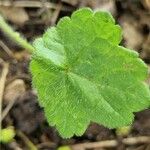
[0,0,150,150]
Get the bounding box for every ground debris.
[0,6,29,25]
[4,79,26,104]
[10,91,44,134]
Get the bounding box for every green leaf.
[30,8,150,138]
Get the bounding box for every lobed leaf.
[30,8,150,138]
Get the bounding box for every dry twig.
[17,130,38,150]
[0,0,72,11]
[0,40,14,58]
[1,99,16,121]
[70,136,150,150]
[0,61,9,129]
[50,2,62,26]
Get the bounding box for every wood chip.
[4,79,26,104]
[0,6,29,25]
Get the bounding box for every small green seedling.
[0,8,150,138]
[0,127,15,143]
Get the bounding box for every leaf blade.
[30,8,150,138]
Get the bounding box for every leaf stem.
[0,14,34,53]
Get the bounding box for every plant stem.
[17,130,37,150]
[0,15,34,53]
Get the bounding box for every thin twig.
[36,142,56,149]
[70,136,150,150]
[9,141,23,150]
[0,40,14,58]
[50,2,62,26]
[0,1,72,11]
[0,62,9,130]
[1,99,16,121]
[17,130,38,150]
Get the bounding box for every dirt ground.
[0,0,150,150]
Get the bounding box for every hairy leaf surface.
[30,8,150,138]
